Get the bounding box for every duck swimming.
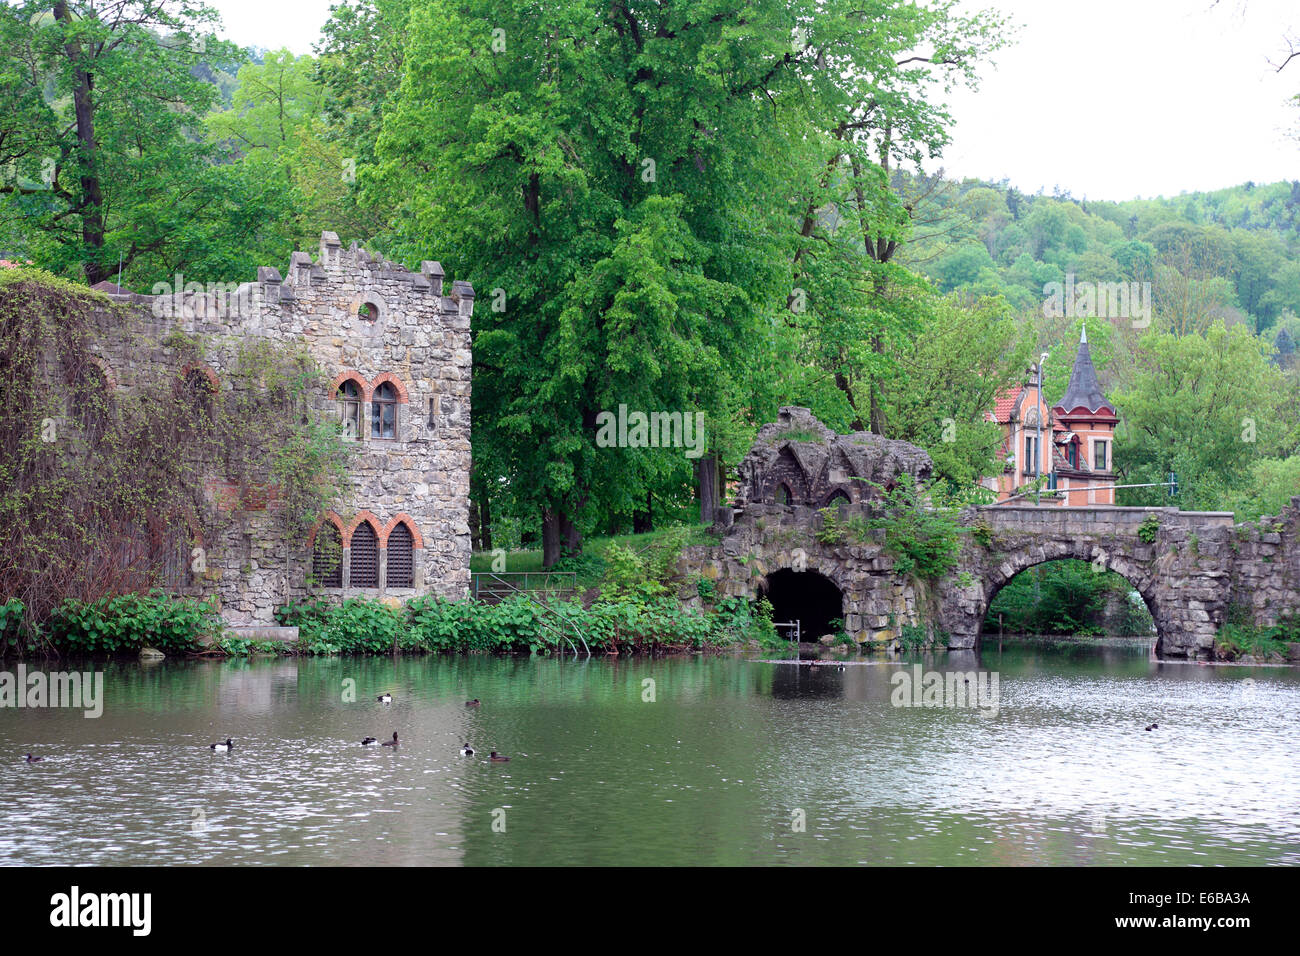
[24,754,42,763]
[489,751,509,762]
[465,699,481,707]
[459,743,475,756]
[361,736,378,746]
[209,738,233,752]
[377,693,393,704]
[381,732,399,747]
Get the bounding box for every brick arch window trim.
[307,512,347,548]
[329,370,373,403]
[179,362,220,393]
[368,373,409,403]
[379,514,424,549]
[340,510,383,548]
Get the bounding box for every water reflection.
[1,643,1297,866]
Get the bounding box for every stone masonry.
[84,232,473,625]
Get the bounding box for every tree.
[368,0,1007,564]
[1112,322,1292,511]
[0,0,269,286]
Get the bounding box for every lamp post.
[1035,352,1047,505]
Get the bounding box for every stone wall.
[1228,496,1300,630]
[84,232,472,624]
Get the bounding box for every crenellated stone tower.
[87,232,473,626]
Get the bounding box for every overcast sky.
[208,0,1299,201]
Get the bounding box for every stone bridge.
[677,408,1298,660]
[941,505,1237,658]
[679,497,1300,661]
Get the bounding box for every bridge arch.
[977,546,1163,648]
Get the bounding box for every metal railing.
[470,571,577,604]
[773,620,802,659]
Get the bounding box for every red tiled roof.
[987,386,1022,424]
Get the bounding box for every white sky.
[207,0,1300,201]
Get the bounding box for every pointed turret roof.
[1055,324,1114,416]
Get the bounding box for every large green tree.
[365,0,1007,563]
[0,1,286,286]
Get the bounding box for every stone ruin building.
[80,231,473,628]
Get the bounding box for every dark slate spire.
[1056,324,1113,414]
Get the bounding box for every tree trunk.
[632,491,653,535]
[479,497,492,553]
[54,1,107,284]
[468,495,480,552]
[697,454,718,524]
[542,508,562,569]
[561,512,581,556]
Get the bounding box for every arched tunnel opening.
[760,569,845,641]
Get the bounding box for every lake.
[2,642,1297,866]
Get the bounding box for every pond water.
[2,642,1297,866]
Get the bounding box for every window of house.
[1024,436,1038,474]
[312,523,343,588]
[1095,440,1108,471]
[350,522,379,588]
[1067,441,1077,468]
[338,380,363,440]
[387,522,414,588]
[371,382,397,439]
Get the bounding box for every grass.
[471,525,718,585]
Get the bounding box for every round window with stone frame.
[357,300,380,322]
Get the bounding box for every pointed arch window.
[387,522,414,588]
[350,522,379,588]
[775,483,792,505]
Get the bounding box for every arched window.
[337,380,363,440]
[775,483,791,505]
[312,522,343,588]
[350,521,379,588]
[827,490,851,516]
[371,381,397,439]
[387,522,414,588]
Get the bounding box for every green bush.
[868,479,962,579]
[48,591,218,654]
[0,598,24,654]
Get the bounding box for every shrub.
[48,591,218,654]
[1137,514,1160,544]
[868,479,961,579]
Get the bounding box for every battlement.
[95,232,472,331]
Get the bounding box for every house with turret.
[984,326,1116,506]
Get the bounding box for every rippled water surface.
[2,643,1297,865]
